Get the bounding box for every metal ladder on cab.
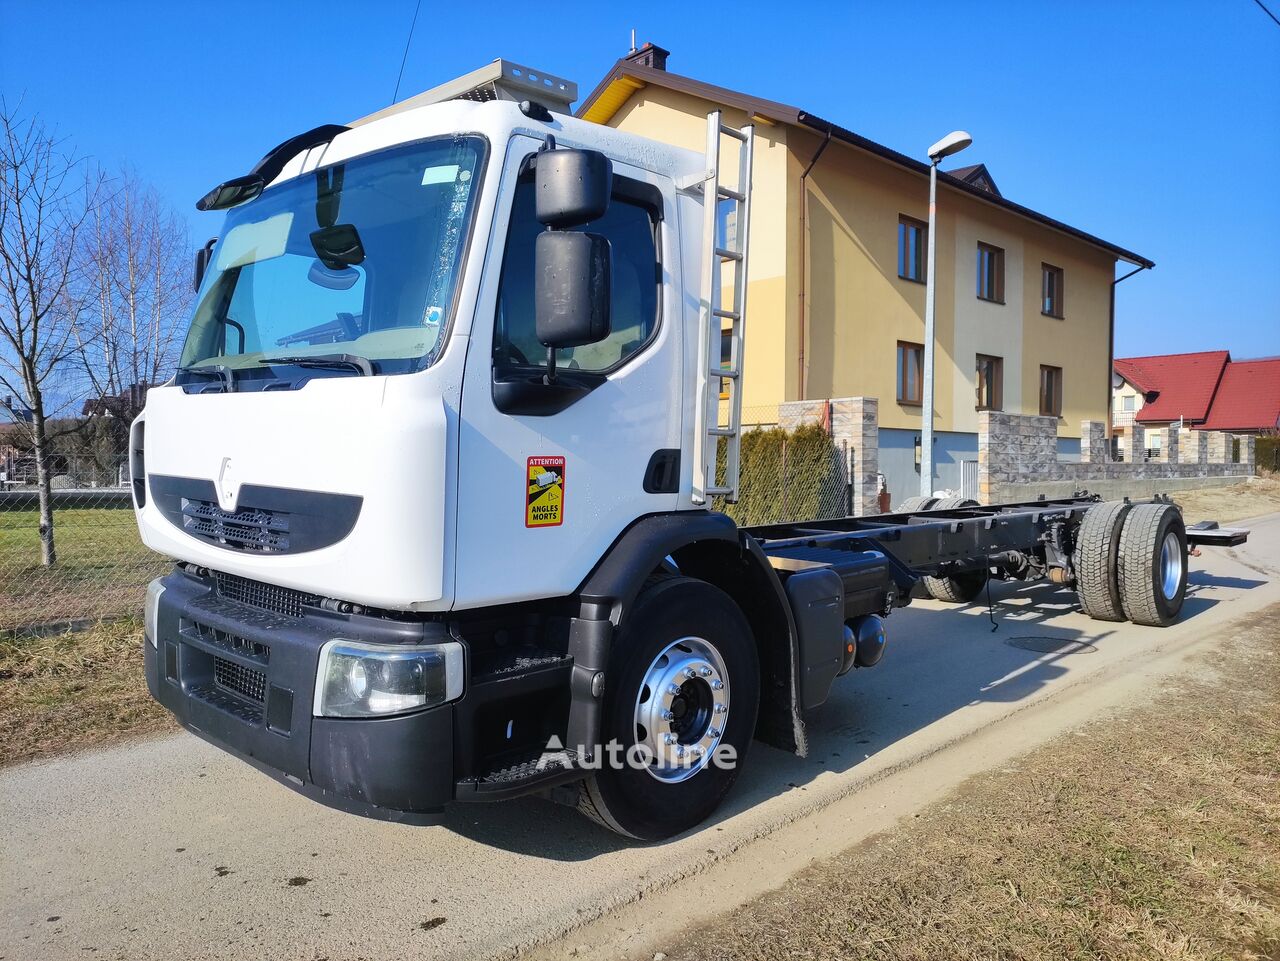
[681,111,754,505]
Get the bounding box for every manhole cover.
[1006,636,1097,655]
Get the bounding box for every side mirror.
[536,150,612,227]
[535,231,611,355]
[193,237,217,292]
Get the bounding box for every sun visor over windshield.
[215,212,294,272]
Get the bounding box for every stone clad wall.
[764,401,1255,513]
[977,411,1060,503]
[778,397,880,515]
[980,412,1254,502]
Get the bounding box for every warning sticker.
[526,456,565,528]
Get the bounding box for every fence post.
[845,440,853,517]
[1125,423,1146,463]
[779,434,788,523]
[1080,420,1107,464]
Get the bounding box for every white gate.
[960,459,979,501]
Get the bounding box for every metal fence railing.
[0,458,166,635]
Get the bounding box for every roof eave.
[578,61,801,128]
[577,64,1154,270]
[795,113,1154,269]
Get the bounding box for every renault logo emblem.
[217,457,239,512]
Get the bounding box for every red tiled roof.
[1112,358,1156,394]
[1113,351,1230,424]
[1199,358,1280,432]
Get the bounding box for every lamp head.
[928,130,973,162]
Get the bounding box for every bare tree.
[0,101,103,566]
[77,168,191,423]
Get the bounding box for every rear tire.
[896,495,938,512]
[1074,501,1132,622]
[1117,503,1188,627]
[923,569,988,603]
[577,577,760,840]
[922,498,987,602]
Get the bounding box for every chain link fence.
[713,404,853,527]
[1,457,166,635]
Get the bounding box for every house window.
[976,242,1005,303]
[897,341,923,405]
[1123,395,1135,412]
[1040,365,1063,417]
[976,354,1003,410]
[898,215,927,283]
[1042,263,1064,317]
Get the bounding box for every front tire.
[578,577,760,840]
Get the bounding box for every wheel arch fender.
[566,512,807,758]
[670,534,807,757]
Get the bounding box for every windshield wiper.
[258,353,374,376]
[177,364,236,392]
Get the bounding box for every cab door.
[453,139,684,610]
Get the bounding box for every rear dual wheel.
[922,497,989,603]
[896,495,938,512]
[1117,503,1188,627]
[1074,501,1132,622]
[1075,501,1187,627]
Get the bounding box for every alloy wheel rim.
[633,636,729,783]
[1160,530,1183,600]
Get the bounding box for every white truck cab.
[133,61,1219,840]
[137,87,707,613]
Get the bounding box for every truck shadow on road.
[439,573,1264,858]
[1187,571,1267,591]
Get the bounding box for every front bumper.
[145,569,456,823]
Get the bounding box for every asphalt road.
[4,513,1278,961]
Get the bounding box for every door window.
[494,163,660,374]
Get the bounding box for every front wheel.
[578,577,760,840]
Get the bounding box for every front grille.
[214,571,316,618]
[181,498,290,553]
[213,656,267,704]
[185,618,270,663]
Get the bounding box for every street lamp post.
[919,130,972,498]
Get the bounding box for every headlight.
[313,639,464,718]
[144,578,166,648]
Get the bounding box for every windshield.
[178,135,485,388]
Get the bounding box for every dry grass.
[661,606,1280,961]
[0,618,174,767]
[1176,476,1280,526]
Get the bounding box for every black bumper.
[145,569,455,823]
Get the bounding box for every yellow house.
[579,44,1154,502]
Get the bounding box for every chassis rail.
[749,493,1249,593]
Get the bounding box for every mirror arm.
[544,345,558,385]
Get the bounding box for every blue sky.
[2,0,1277,359]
